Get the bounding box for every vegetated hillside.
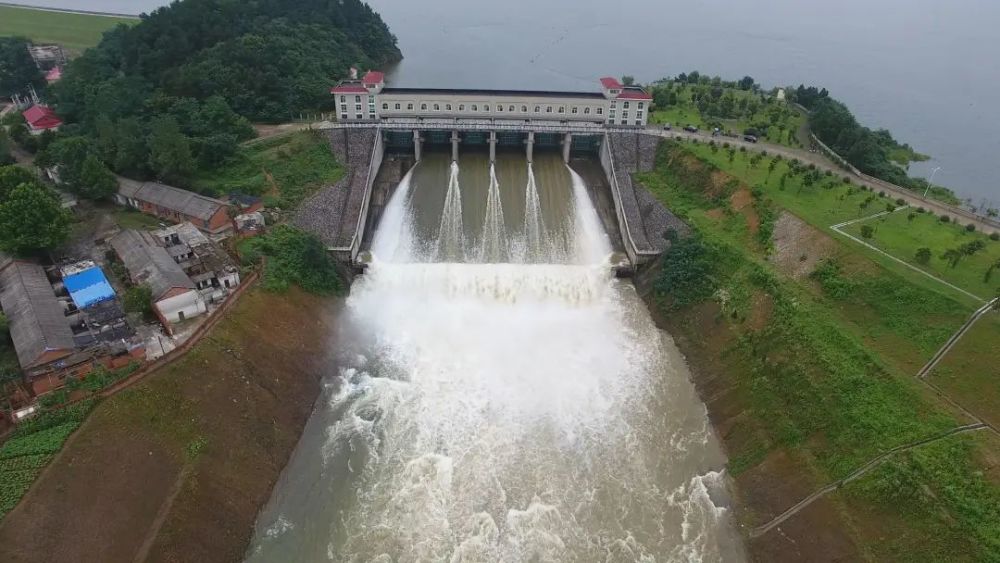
[637,140,1000,562]
[22,0,399,192]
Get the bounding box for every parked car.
[683,125,698,133]
[743,134,758,143]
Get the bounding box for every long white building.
[331,71,651,127]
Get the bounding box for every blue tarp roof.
[63,266,116,309]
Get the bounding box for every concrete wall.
[156,290,207,324]
[600,135,640,266]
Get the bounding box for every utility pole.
[922,166,942,198]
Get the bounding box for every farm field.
[0,5,134,53]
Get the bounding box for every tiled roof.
[117,179,227,221]
[22,105,62,129]
[617,88,652,100]
[362,70,384,85]
[331,84,369,94]
[0,261,75,369]
[600,77,623,89]
[109,230,194,301]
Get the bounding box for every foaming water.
[247,153,743,562]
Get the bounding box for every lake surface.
[10,0,996,203]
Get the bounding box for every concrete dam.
[250,77,742,561]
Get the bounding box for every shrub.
[239,225,342,294]
[655,235,719,309]
[990,232,999,241]
[940,215,951,223]
[122,285,153,316]
[907,213,917,222]
[860,225,875,239]
[966,223,976,232]
[824,169,832,177]
[878,190,886,197]
[895,198,905,206]
[843,176,851,184]
[917,207,926,213]
[915,247,931,264]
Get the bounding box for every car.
[743,134,758,143]
[683,125,698,133]
[662,123,672,131]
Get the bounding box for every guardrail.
[600,134,660,266]
[330,127,383,261]
[317,119,646,135]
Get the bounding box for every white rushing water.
[247,155,742,562]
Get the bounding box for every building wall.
[155,290,207,324]
[334,92,375,121]
[375,93,610,124]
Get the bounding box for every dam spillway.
[250,150,743,561]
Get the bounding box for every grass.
[888,145,930,167]
[930,313,1000,429]
[640,140,1000,560]
[648,83,806,147]
[841,209,1000,299]
[0,5,134,54]
[190,130,343,209]
[112,208,164,230]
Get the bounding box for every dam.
[248,75,743,561]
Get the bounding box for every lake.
[8,0,998,206]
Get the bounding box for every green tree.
[148,116,194,184]
[0,128,13,166]
[0,37,44,97]
[0,165,37,199]
[79,154,117,200]
[621,75,635,86]
[860,224,875,239]
[915,247,931,265]
[0,182,71,254]
[113,117,150,178]
[941,248,963,269]
[123,285,153,316]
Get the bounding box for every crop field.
[0,5,134,53]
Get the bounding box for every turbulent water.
[246,152,743,562]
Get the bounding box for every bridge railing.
[331,127,383,261]
[600,134,661,266]
[317,118,647,135]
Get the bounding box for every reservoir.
[9,0,996,206]
[245,150,745,560]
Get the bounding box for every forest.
[4,0,400,192]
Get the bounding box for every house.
[0,259,143,395]
[45,67,62,84]
[109,230,206,329]
[21,105,62,135]
[116,178,232,235]
[151,222,240,301]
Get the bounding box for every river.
[245,150,744,561]
[7,0,996,206]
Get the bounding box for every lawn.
[640,140,1000,560]
[0,5,134,53]
[930,313,1000,429]
[677,141,987,306]
[648,82,806,147]
[190,130,343,209]
[841,209,1000,300]
[112,208,163,230]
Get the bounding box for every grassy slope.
[190,130,343,209]
[649,84,806,147]
[841,209,1000,299]
[639,141,1000,561]
[0,5,133,53]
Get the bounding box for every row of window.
[380,101,608,116]
[609,100,644,110]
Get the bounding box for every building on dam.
[331,71,652,128]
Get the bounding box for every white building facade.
[332,73,651,127]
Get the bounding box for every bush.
[895,198,906,206]
[122,285,153,316]
[239,225,342,294]
[966,223,976,232]
[990,233,999,241]
[843,176,852,184]
[915,247,932,264]
[861,225,875,239]
[917,207,926,213]
[655,235,719,309]
[878,190,886,197]
[940,215,951,223]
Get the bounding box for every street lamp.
[923,166,942,198]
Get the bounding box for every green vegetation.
[65,362,141,395]
[649,73,805,147]
[0,399,97,517]
[929,314,1000,430]
[791,85,957,203]
[841,209,1000,298]
[0,166,71,255]
[0,6,133,53]
[239,225,343,294]
[191,131,343,208]
[640,140,1000,560]
[0,36,43,99]
[122,285,153,316]
[111,208,162,230]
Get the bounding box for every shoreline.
[0,2,140,19]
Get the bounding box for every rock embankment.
[608,132,688,252]
[295,128,378,248]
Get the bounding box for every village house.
[115,178,233,235]
[110,224,240,332]
[0,258,144,396]
[21,105,62,135]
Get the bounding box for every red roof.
[617,89,652,100]
[600,77,623,90]
[330,84,369,94]
[362,70,384,85]
[45,67,62,82]
[22,105,62,129]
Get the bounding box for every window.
[610,111,616,119]
[459,104,465,111]
[356,113,363,120]
[340,95,346,102]
[407,103,414,110]
[609,89,620,95]
[483,104,490,111]
[534,106,540,113]
[472,104,478,111]
[355,95,361,103]
[623,101,630,109]
[620,119,627,125]
[355,104,362,111]
[571,107,578,114]
[509,105,515,112]
[635,120,642,126]
[636,111,644,120]
[178,311,185,322]
[623,111,629,119]
[433,103,440,110]
[546,106,553,113]
[584,107,591,114]
[395,103,401,110]
[556,106,564,114]
[446,104,452,110]
[611,101,617,108]
[421,103,428,110]
[596,107,603,115]
[341,104,347,112]
[521,105,528,112]
[638,102,645,109]
[497,104,504,112]
[382,103,389,110]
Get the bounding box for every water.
[245,151,743,561]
